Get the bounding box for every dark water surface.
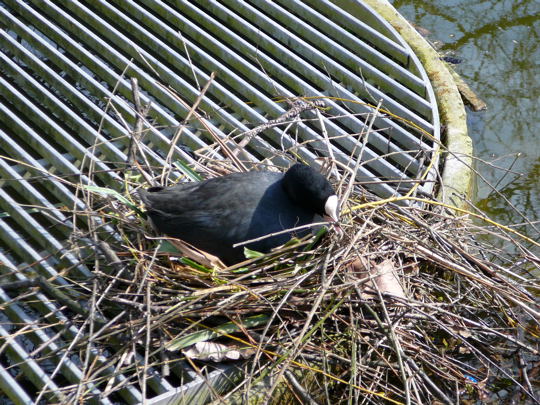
[393,0,539,248]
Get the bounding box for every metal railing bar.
[0,323,66,403]
[118,0,416,189]
[0,362,34,404]
[223,0,433,121]
[4,0,208,167]
[272,0,427,95]
[319,0,417,73]
[0,288,115,404]
[0,75,120,184]
[175,1,433,155]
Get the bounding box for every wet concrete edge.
[364,0,474,208]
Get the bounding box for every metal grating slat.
[324,0,416,70]
[0,253,145,404]
[259,0,433,117]
[214,0,434,127]
[2,0,208,165]
[122,0,425,194]
[0,186,84,278]
[98,0,402,190]
[0,34,128,171]
[276,0,427,94]
[0,289,116,405]
[0,76,118,184]
[0,126,90,210]
[153,0,435,179]
[0,362,34,404]
[0,323,66,404]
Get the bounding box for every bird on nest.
[139,163,340,264]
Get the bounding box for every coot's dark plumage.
[139,164,339,264]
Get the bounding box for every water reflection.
[394,0,540,249]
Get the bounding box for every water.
[393,0,540,248]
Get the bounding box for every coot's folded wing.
[138,171,281,216]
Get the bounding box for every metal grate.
[0,0,440,403]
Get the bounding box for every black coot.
[139,164,339,264]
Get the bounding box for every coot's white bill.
[324,195,340,222]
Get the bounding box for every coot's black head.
[282,164,339,222]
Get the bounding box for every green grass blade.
[83,185,144,216]
[244,247,265,259]
[174,160,203,181]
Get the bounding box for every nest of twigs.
[68,94,540,405]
